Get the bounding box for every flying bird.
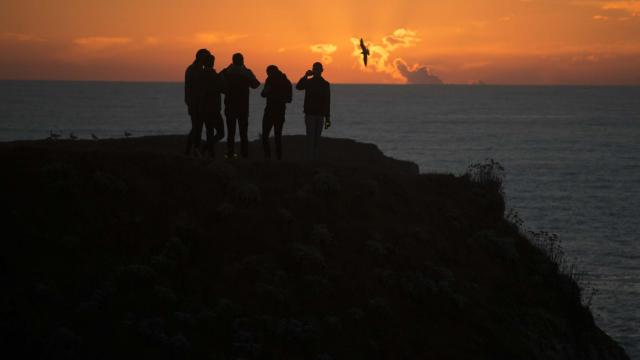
[91,133,99,140]
[124,131,132,138]
[359,38,370,67]
[69,132,78,140]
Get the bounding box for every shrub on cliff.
[466,158,505,192]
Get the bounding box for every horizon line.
[1,79,640,86]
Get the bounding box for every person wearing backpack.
[261,65,292,160]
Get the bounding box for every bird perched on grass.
[49,131,61,140]
[124,131,132,138]
[359,38,370,67]
[91,133,99,140]
[69,132,78,140]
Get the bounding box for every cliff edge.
[0,136,628,359]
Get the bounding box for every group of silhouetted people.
[185,48,331,160]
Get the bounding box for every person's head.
[195,48,211,65]
[312,62,323,76]
[266,65,279,77]
[232,53,244,66]
[204,53,215,69]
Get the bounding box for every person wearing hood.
[261,65,292,160]
[221,53,260,159]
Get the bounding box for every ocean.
[1,80,639,357]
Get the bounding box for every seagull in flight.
[69,132,78,140]
[91,133,99,140]
[124,131,132,138]
[359,38,370,67]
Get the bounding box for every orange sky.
[1,0,640,84]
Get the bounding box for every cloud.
[0,32,46,42]
[145,36,160,45]
[394,59,443,84]
[193,32,248,44]
[73,36,132,50]
[571,54,601,62]
[471,21,489,29]
[461,61,492,70]
[576,0,640,15]
[350,28,442,83]
[381,28,420,50]
[53,36,134,63]
[310,43,337,64]
[600,1,640,15]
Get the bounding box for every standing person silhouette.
[296,62,331,161]
[261,65,292,160]
[221,53,260,159]
[184,48,211,156]
[200,53,226,158]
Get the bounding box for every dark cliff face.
[0,136,628,360]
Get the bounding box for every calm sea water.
[1,81,639,357]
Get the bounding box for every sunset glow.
[1,0,640,84]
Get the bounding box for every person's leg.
[192,113,204,156]
[312,115,324,160]
[186,109,196,155]
[213,112,225,142]
[225,111,237,157]
[262,108,273,159]
[274,106,285,160]
[305,114,314,160]
[185,129,193,155]
[185,129,192,155]
[209,112,225,158]
[203,114,215,157]
[239,112,249,159]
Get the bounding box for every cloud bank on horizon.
[394,59,443,85]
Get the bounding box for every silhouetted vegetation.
[467,159,597,312]
[465,158,505,193]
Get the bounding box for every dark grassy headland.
[0,135,629,360]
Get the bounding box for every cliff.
[0,136,628,359]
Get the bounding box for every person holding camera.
[295,62,331,161]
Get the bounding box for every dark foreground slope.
[0,136,628,360]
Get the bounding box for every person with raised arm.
[296,62,331,161]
